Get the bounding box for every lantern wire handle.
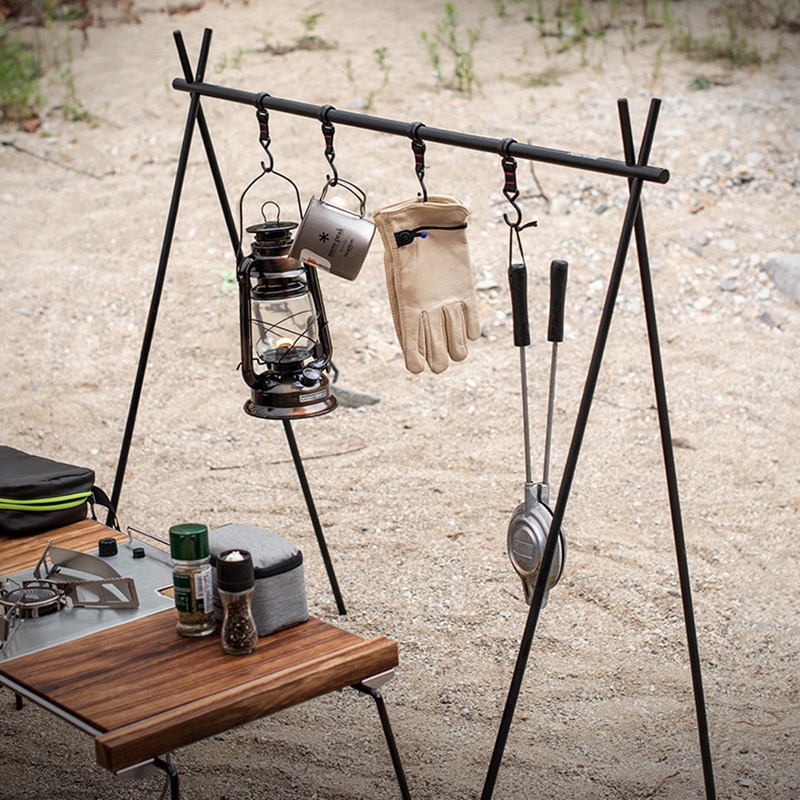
[236,104,305,257]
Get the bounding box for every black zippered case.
[0,446,99,536]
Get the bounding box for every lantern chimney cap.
[246,219,298,238]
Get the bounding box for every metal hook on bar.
[500,137,537,232]
[255,99,274,173]
[319,103,338,186]
[409,120,428,202]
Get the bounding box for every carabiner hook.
[319,104,339,187]
[409,120,428,203]
[256,101,274,173]
[500,137,537,233]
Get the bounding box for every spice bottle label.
[173,573,194,613]
[194,565,214,612]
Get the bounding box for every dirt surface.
[1,2,798,798]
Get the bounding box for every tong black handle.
[508,262,530,348]
[548,259,569,343]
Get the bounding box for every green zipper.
[0,490,92,512]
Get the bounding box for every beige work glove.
[374,195,481,374]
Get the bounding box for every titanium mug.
[290,179,376,281]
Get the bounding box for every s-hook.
[500,137,537,234]
[409,120,428,202]
[237,101,304,249]
[319,103,338,186]
[255,93,274,173]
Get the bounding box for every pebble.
[547,195,571,216]
[681,228,709,256]
[331,384,381,408]
[762,252,800,305]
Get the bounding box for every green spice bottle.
[169,523,216,637]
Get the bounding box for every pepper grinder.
[217,549,258,655]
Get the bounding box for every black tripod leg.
[353,682,412,800]
[618,98,716,800]
[176,33,346,618]
[109,29,214,520]
[152,757,180,800]
[174,29,242,261]
[282,420,346,615]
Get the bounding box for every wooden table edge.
[95,633,398,772]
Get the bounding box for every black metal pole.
[109,28,213,521]
[170,78,669,186]
[282,419,347,616]
[153,757,180,800]
[481,98,662,800]
[353,683,413,800]
[617,98,716,800]
[177,29,346,615]
[173,29,241,260]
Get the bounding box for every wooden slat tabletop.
[1,521,399,773]
[1,519,123,577]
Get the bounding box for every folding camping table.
[0,519,409,799]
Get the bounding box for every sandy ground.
[1,1,799,798]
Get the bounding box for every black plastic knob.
[98,537,118,557]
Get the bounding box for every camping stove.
[0,581,67,620]
[1,537,174,662]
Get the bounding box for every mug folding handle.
[319,176,367,218]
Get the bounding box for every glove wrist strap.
[394,222,468,248]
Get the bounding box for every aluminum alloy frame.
[109,27,717,800]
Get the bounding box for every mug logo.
[318,231,330,242]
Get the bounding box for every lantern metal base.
[244,372,338,420]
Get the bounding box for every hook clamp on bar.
[500,137,536,233]
[319,103,338,186]
[409,120,428,202]
[255,97,274,173]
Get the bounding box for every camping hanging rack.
[109,27,716,800]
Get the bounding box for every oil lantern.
[237,212,337,419]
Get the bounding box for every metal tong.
[506,259,568,605]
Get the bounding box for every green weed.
[420,3,482,95]
[215,46,245,75]
[671,24,763,67]
[344,47,391,111]
[519,0,798,82]
[1,3,96,127]
[521,64,566,86]
[51,34,93,123]
[260,12,335,55]
[0,22,41,122]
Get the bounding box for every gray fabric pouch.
[209,523,309,636]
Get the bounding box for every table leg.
[153,756,180,800]
[353,682,412,800]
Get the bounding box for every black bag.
[0,446,118,536]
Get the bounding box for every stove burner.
[0,581,66,619]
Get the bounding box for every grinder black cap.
[217,549,255,593]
